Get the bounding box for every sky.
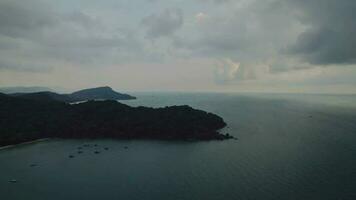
[0,0,356,93]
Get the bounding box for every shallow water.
[1,93,356,200]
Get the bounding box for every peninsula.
[0,88,230,147]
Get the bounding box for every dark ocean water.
[1,93,356,200]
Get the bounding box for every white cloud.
[214,59,239,84]
[195,12,209,23]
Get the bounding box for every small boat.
[94,151,100,154]
[69,155,75,158]
[9,179,17,183]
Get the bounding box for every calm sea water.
[1,93,356,200]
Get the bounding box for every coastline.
[0,138,50,150]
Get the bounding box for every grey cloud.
[62,11,100,30]
[0,0,56,38]
[196,0,232,4]
[213,0,231,3]
[0,58,51,73]
[175,0,299,63]
[142,8,183,39]
[286,0,356,65]
[177,0,356,77]
[39,34,144,65]
[0,0,147,70]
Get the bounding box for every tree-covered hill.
[0,93,230,146]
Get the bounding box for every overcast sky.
[0,0,355,93]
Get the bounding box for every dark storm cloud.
[286,0,356,65]
[141,8,183,39]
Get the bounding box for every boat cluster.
[67,143,129,158]
[8,143,130,183]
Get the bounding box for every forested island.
[0,88,230,147]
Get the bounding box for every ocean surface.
[1,93,356,200]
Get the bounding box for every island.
[0,90,231,147]
[9,86,136,103]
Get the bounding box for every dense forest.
[0,93,230,146]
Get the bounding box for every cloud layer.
[0,0,355,92]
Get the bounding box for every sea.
[1,92,356,200]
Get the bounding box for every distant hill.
[0,86,52,94]
[70,86,136,101]
[10,92,74,102]
[7,86,136,103]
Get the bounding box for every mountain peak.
[70,86,136,101]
